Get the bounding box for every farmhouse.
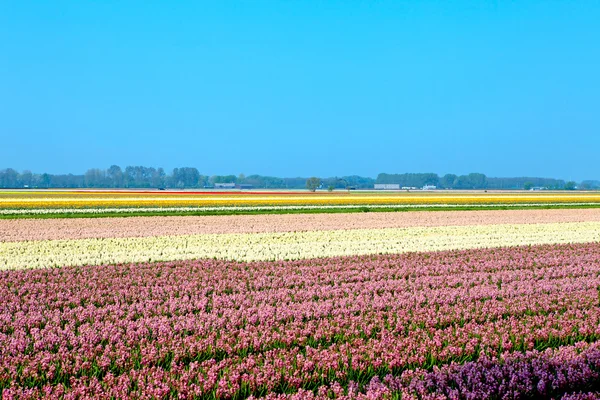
[374,184,400,190]
[214,183,236,189]
[236,184,254,190]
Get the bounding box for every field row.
[1,243,600,398]
[2,221,600,270]
[2,208,600,242]
[2,191,600,210]
[5,204,600,221]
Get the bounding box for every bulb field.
[2,191,600,218]
[2,191,600,399]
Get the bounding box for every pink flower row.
[3,208,600,242]
[1,243,600,398]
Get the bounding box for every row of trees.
[0,167,315,189]
[375,173,580,190]
[0,166,596,190]
[376,172,492,189]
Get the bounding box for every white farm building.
[374,184,400,190]
[214,183,236,189]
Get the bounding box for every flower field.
[3,221,600,270]
[2,208,599,242]
[2,243,600,399]
[2,195,600,399]
[2,191,600,217]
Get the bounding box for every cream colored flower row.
[2,222,600,270]
[4,208,600,242]
[2,203,600,215]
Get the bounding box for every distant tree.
[107,165,123,188]
[581,180,600,189]
[151,168,166,188]
[41,173,51,188]
[20,170,33,187]
[124,166,136,187]
[467,173,488,189]
[211,175,237,184]
[487,177,566,190]
[376,173,438,187]
[246,175,287,189]
[283,177,307,189]
[197,175,208,187]
[453,175,471,189]
[306,177,320,192]
[440,174,457,189]
[565,181,577,190]
[341,175,375,189]
[0,169,18,188]
[327,185,335,192]
[523,182,534,190]
[173,167,200,188]
[84,168,106,188]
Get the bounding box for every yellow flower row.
[2,191,600,209]
[2,221,599,270]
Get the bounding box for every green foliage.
[487,177,565,190]
[171,167,199,188]
[3,204,600,220]
[376,172,439,187]
[565,181,577,190]
[581,180,600,189]
[306,177,321,192]
[0,167,592,191]
[210,175,237,184]
[376,172,490,189]
[440,174,457,189]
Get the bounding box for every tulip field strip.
[6,203,600,220]
[3,191,600,205]
[2,221,600,270]
[2,208,600,242]
[2,190,600,218]
[3,191,600,398]
[2,243,600,398]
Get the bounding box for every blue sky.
[1,1,598,180]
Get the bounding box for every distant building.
[236,184,254,190]
[530,187,546,191]
[214,183,236,189]
[401,186,418,190]
[374,184,400,190]
[422,185,437,190]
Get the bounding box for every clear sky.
[1,1,599,180]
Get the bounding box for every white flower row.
[1,202,599,215]
[2,222,600,270]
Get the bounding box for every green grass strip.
[2,204,600,219]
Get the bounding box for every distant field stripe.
[3,202,600,216]
[3,208,600,242]
[2,221,600,270]
[3,191,600,210]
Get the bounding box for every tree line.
[376,173,579,190]
[0,166,595,190]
